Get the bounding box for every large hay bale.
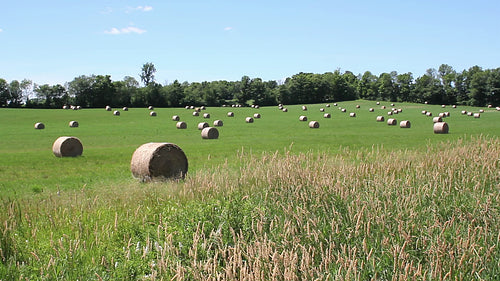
[123,107,129,111]
[201,127,219,139]
[203,113,210,118]
[299,115,308,121]
[246,117,254,123]
[172,115,180,121]
[302,105,307,111]
[148,106,154,110]
[52,136,83,157]
[434,122,449,134]
[227,112,234,117]
[349,112,356,117]
[198,122,209,130]
[213,120,223,126]
[376,116,385,122]
[387,118,397,125]
[176,121,187,129]
[323,113,331,118]
[439,113,445,118]
[113,110,120,116]
[253,113,261,118]
[34,122,45,129]
[400,120,411,128]
[309,121,320,128]
[433,116,443,123]
[69,121,79,128]
[130,142,188,181]
[150,111,157,116]
[193,111,199,116]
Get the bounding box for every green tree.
[358,71,378,100]
[396,72,414,102]
[0,78,9,106]
[469,70,488,106]
[438,64,457,105]
[164,80,185,107]
[140,62,156,86]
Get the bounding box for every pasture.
[0,100,499,280]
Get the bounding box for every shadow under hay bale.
[201,127,219,139]
[52,136,83,157]
[130,142,188,181]
[434,122,449,134]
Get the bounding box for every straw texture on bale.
[387,118,397,125]
[201,127,219,139]
[52,136,83,157]
[246,117,254,123]
[69,121,79,128]
[198,122,209,130]
[376,116,385,122]
[299,115,308,121]
[309,121,320,128]
[113,110,120,116]
[227,112,234,117]
[123,107,128,111]
[176,122,187,129]
[203,113,210,118]
[434,122,449,134]
[193,111,199,116]
[150,111,157,116]
[253,113,261,118]
[172,115,180,121]
[433,116,443,123]
[34,122,45,129]
[400,120,411,128]
[350,112,356,117]
[130,142,188,181]
[323,113,331,118]
[213,120,223,126]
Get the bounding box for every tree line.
[0,63,498,108]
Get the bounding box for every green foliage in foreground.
[0,136,499,280]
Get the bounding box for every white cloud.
[104,26,147,35]
[224,27,233,31]
[0,28,3,32]
[126,5,153,13]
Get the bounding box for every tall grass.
[1,135,498,280]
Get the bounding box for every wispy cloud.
[100,7,113,14]
[224,27,233,31]
[0,28,3,32]
[126,5,153,13]
[104,26,147,35]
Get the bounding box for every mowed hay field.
[0,100,499,280]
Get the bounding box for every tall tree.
[0,79,9,106]
[140,62,156,86]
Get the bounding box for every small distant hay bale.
[70,105,76,110]
[400,120,411,128]
[453,105,457,108]
[113,110,120,116]
[251,105,255,108]
[278,103,283,107]
[391,107,396,111]
[397,109,402,113]
[467,112,473,116]
[424,101,428,104]
[195,107,201,112]
[349,112,356,117]
[192,111,199,116]
[130,142,188,181]
[176,121,187,129]
[433,116,443,123]
[203,113,210,118]
[299,115,308,121]
[387,118,397,125]
[381,106,386,109]
[232,104,236,108]
[376,116,385,122]
[479,109,484,113]
[422,110,427,114]
[106,106,112,111]
[123,107,129,111]
[34,122,45,129]
[333,103,338,106]
[444,112,450,117]
[376,102,380,105]
[253,113,261,118]
[474,113,481,118]
[439,113,445,118]
[391,103,395,106]
[392,110,399,115]
[341,108,346,112]
[302,105,307,111]
[487,104,492,108]
[213,120,223,126]
[326,104,330,107]
[282,108,288,112]
[441,105,446,108]
[426,112,432,117]
[308,121,319,128]
[245,117,254,123]
[201,127,219,139]
[190,105,195,109]
[496,107,500,111]
[461,110,467,115]
[185,106,190,109]
[320,108,325,112]
[148,106,154,110]
[198,122,209,130]
[323,113,331,118]
[434,122,449,134]
[227,112,234,117]
[278,106,283,110]
[255,105,260,109]
[172,115,180,121]
[387,111,393,115]
[201,106,206,110]
[356,105,360,108]
[63,105,69,109]
[76,106,82,110]
[369,108,374,112]
[69,121,79,127]
[52,136,83,157]
[150,111,157,116]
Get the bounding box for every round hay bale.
[349,112,356,117]
[34,122,45,129]
[369,108,374,112]
[63,105,69,109]
[282,108,288,112]
[253,113,261,118]
[148,106,154,110]
[376,116,385,122]
[185,105,190,109]
[400,120,411,128]
[299,115,308,121]
[334,103,338,106]
[200,106,206,110]
[172,115,180,121]
[376,102,380,105]
[422,110,427,114]
[326,104,330,107]
[176,121,187,129]
[392,110,399,115]
[452,105,457,108]
[52,136,83,157]
[106,106,112,111]
[278,103,283,107]
[213,120,223,127]
[232,104,236,108]
[302,105,307,111]
[387,111,393,115]
[227,112,234,117]
[130,142,188,181]
[320,108,325,112]
[387,118,397,125]
[76,106,82,110]
[391,103,395,106]
[356,105,360,108]
[433,116,443,123]
[150,111,157,116]
[278,106,283,110]
[308,121,320,128]
[323,113,331,118]
[424,101,428,104]
[193,111,199,116]
[190,105,195,109]
[474,113,481,118]
[341,108,346,112]
[198,122,209,130]
[255,105,260,109]
[397,109,402,113]
[434,122,449,134]
[195,107,201,112]
[467,112,473,116]
[426,112,432,117]
[201,127,219,139]
[203,113,210,118]
[381,106,386,109]
[441,105,446,108]
[439,113,445,118]
[69,121,79,128]
[487,104,492,108]
[113,110,120,116]
[479,109,484,113]
[444,112,450,117]
[245,117,254,123]
[251,105,255,108]
[496,107,500,111]
[123,107,129,111]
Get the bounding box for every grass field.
[0,100,499,280]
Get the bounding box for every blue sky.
[1,0,499,86]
